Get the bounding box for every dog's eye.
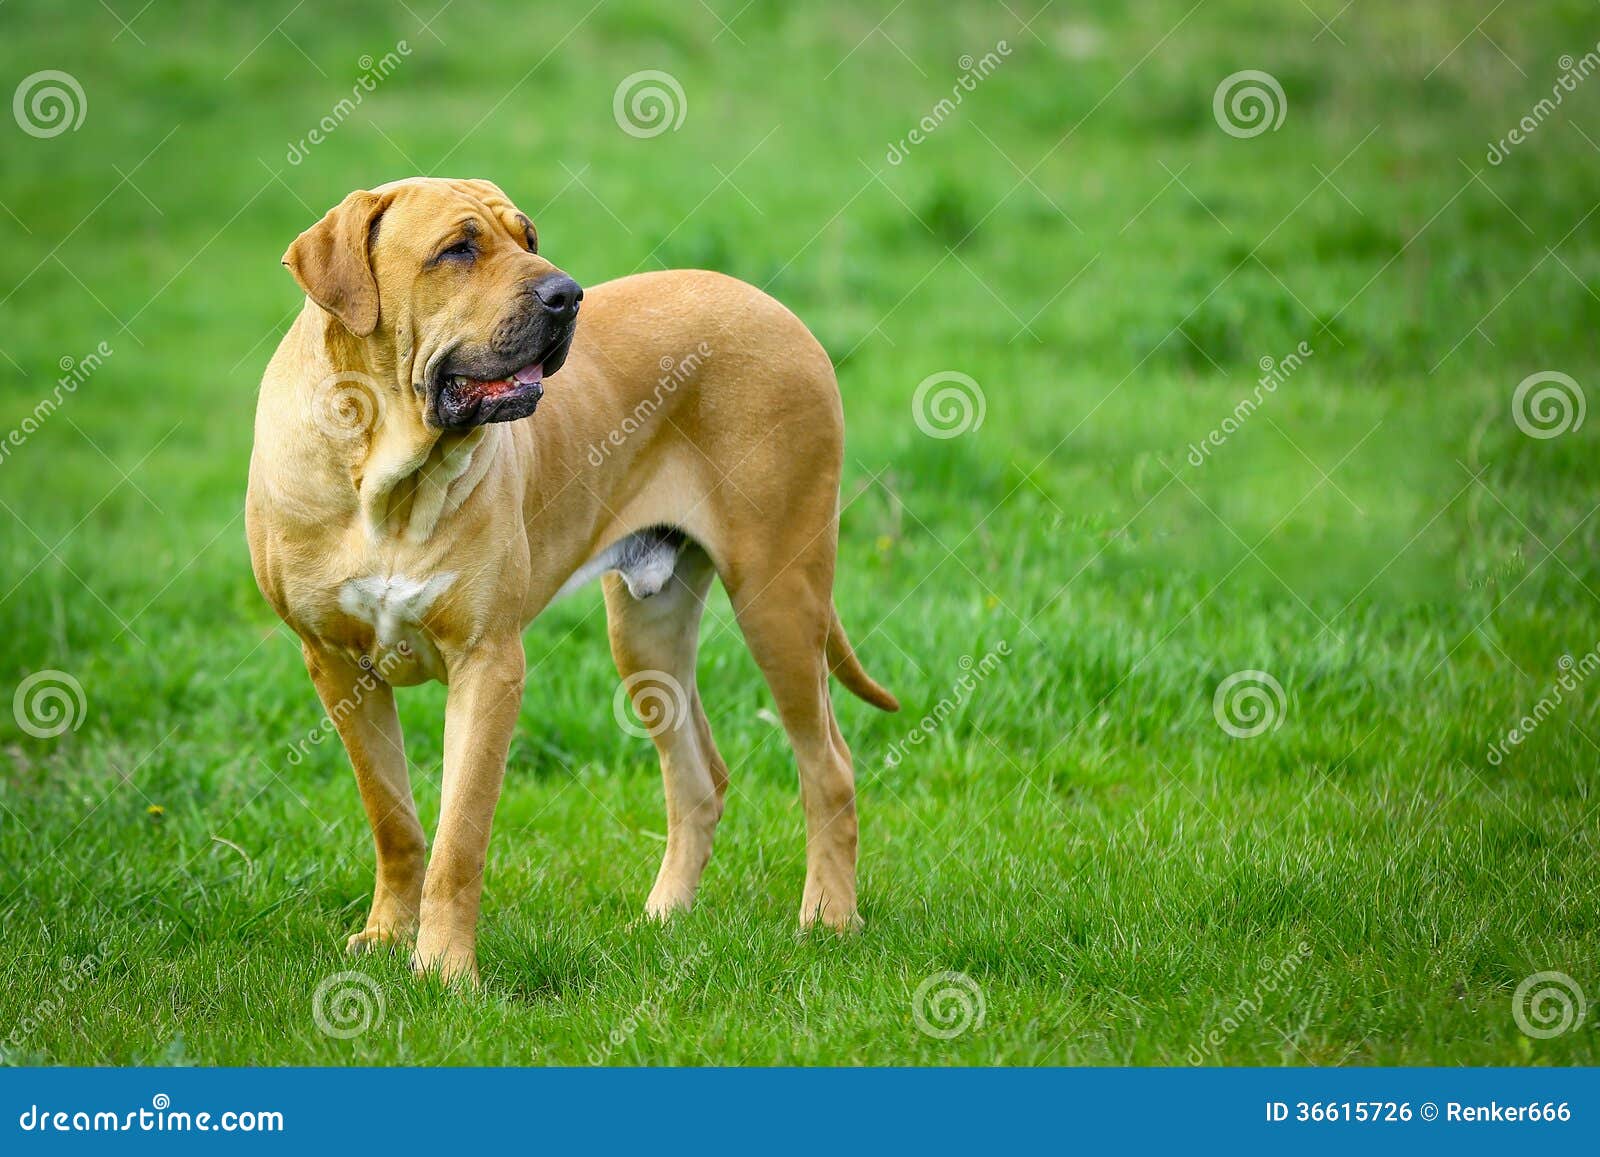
[439,240,476,261]
[515,213,538,254]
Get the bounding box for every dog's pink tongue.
[512,363,543,386]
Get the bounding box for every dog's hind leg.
[724,555,861,932]
[603,541,729,919]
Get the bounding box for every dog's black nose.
[533,274,583,320]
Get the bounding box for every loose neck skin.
[260,303,502,545]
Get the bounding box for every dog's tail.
[826,606,900,712]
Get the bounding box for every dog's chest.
[338,571,454,643]
[321,568,456,684]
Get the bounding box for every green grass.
[2,0,1599,1065]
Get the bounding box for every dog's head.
[283,177,582,430]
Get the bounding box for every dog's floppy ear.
[282,189,392,337]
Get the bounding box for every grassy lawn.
[2,0,1598,1065]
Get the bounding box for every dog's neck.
[286,308,501,544]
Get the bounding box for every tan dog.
[246,177,898,983]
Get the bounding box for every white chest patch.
[338,572,456,645]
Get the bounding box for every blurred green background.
[0,0,1596,1064]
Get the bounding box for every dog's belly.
[334,571,454,685]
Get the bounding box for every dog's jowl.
[246,178,898,984]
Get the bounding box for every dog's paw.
[410,941,480,988]
[798,900,863,934]
[345,926,414,956]
[643,885,695,923]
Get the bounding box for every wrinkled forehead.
[375,178,531,251]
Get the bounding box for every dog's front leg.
[413,635,526,985]
[302,643,425,953]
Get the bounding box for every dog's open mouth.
[449,361,544,407]
[433,327,575,429]
[436,363,544,428]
